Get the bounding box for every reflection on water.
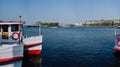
[22,53,42,67]
[113,52,120,67]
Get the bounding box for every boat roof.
[0,21,24,25]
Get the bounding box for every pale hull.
[113,46,120,51]
[0,60,22,67]
[0,44,23,63]
[23,35,42,55]
[114,38,120,51]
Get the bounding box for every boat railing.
[23,25,42,38]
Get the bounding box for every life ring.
[116,37,120,46]
[12,32,20,40]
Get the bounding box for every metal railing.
[23,26,42,38]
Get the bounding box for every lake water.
[42,27,118,67]
[0,27,120,67]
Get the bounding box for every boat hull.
[25,45,42,55]
[23,36,42,55]
[0,60,22,67]
[113,46,120,51]
[0,45,23,63]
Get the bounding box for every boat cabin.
[0,21,23,44]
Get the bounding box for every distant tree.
[36,22,59,27]
[68,24,75,27]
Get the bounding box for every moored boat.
[114,26,120,51]
[23,25,43,55]
[0,16,24,63]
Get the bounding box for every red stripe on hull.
[24,42,42,47]
[0,56,23,63]
[26,50,41,55]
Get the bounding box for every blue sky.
[0,0,120,25]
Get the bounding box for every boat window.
[11,24,19,31]
[2,25,8,39]
[2,25,8,32]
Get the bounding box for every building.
[83,19,120,27]
[73,23,83,27]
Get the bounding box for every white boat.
[51,27,58,28]
[23,25,43,55]
[0,16,23,63]
[114,26,120,51]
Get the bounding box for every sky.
[0,0,120,25]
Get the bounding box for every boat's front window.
[3,25,8,32]
[11,24,19,32]
[2,25,8,39]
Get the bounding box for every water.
[0,27,120,67]
[42,27,118,67]
[22,54,42,67]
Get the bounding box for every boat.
[0,16,24,63]
[23,24,42,55]
[114,26,120,51]
[50,27,58,28]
